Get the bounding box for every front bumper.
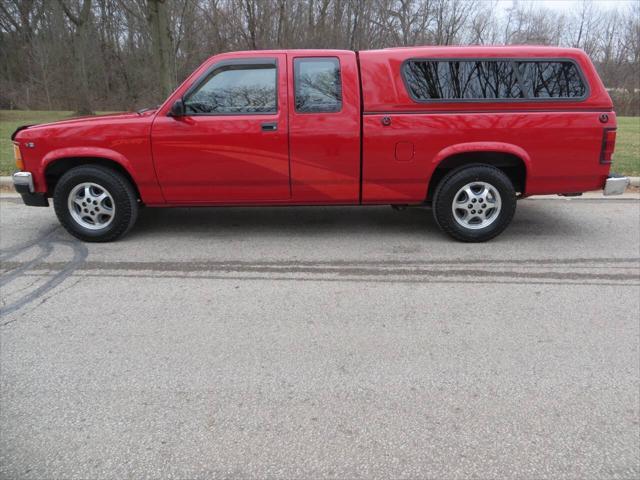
[13,172,48,206]
[603,175,630,196]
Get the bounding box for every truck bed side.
[358,46,615,202]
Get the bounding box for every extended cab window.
[294,58,342,113]
[403,60,523,100]
[184,64,276,114]
[518,61,586,98]
[402,59,586,101]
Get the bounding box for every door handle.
[261,122,278,131]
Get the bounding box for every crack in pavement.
[3,258,639,288]
[1,229,638,318]
[21,271,639,288]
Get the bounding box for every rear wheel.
[432,164,516,242]
[53,165,138,242]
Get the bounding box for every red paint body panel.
[362,111,613,202]
[358,46,614,201]
[14,46,615,207]
[15,111,164,204]
[287,51,361,203]
[151,52,290,203]
[358,46,612,113]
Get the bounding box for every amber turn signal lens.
[13,143,24,170]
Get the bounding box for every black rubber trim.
[13,182,30,195]
[17,191,49,207]
[356,51,364,204]
[179,58,279,116]
[11,124,34,140]
[362,107,612,115]
[400,57,590,104]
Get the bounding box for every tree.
[0,0,638,115]
[147,0,173,98]
[58,0,94,114]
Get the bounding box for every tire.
[432,164,516,242]
[53,165,139,242]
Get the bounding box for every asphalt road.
[1,194,639,479]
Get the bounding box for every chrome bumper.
[603,176,629,196]
[13,171,34,193]
[12,171,48,206]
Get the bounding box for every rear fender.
[432,142,532,173]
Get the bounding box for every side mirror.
[169,99,185,117]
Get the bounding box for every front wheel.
[432,164,516,242]
[53,165,139,242]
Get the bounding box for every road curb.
[0,176,12,192]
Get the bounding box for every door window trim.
[400,57,590,104]
[180,58,279,116]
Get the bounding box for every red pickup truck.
[12,46,628,242]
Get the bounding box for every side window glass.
[402,60,523,100]
[403,60,447,99]
[517,61,586,98]
[294,58,342,113]
[184,64,277,114]
[464,61,523,99]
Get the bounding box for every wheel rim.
[451,181,502,230]
[67,182,115,230]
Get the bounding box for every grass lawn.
[614,116,640,176]
[0,110,117,176]
[1,109,639,177]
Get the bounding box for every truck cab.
[152,50,361,204]
[12,46,628,242]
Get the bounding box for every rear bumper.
[603,175,630,196]
[13,172,48,207]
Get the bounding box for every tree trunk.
[58,0,94,115]
[74,19,93,114]
[147,0,173,100]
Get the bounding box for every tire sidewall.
[433,165,516,242]
[53,167,135,242]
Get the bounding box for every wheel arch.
[426,143,531,201]
[42,149,140,200]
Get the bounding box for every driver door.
[151,55,290,203]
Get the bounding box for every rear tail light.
[600,128,616,164]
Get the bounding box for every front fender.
[40,147,136,178]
